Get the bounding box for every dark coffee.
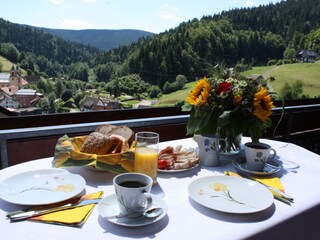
[119,181,147,188]
[249,146,269,150]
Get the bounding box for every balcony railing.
[1,99,320,169]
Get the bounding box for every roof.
[0,85,19,96]
[298,50,318,57]
[22,75,41,83]
[16,89,37,96]
[81,96,122,110]
[0,73,10,83]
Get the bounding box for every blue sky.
[1,0,281,33]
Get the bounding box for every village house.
[0,65,42,111]
[0,93,20,109]
[298,50,318,62]
[80,96,124,111]
[14,89,43,108]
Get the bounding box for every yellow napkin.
[17,191,103,227]
[225,171,284,192]
[224,171,295,205]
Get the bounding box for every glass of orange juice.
[134,132,159,184]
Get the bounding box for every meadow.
[157,61,320,106]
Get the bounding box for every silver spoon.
[105,207,163,219]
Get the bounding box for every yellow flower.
[252,87,275,122]
[209,183,228,192]
[233,94,242,106]
[55,184,76,192]
[186,77,211,106]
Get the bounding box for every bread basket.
[52,134,135,173]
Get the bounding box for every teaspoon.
[105,207,163,219]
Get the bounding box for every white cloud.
[58,19,93,29]
[49,0,64,4]
[245,0,256,7]
[158,4,181,21]
[83,0,96,3]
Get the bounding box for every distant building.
[0,65,25,87]
[1,85,19,96]
[248,74,264,82]
[0,93,20,109]
[14,89,43,107]
[80,96,124,111]
[0,73,10,88]
[298,50,318,63]
[22,75,41,84]
[134,99,157,108]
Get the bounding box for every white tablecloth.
[1,137,320,240]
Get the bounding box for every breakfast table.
[1,136,320,240]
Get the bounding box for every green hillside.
[243,61,320,98]
[0,56,26,74]
[0,56,13,71]
[157,61,320,106]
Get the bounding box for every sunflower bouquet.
[183,74,275,152]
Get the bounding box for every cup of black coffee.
[113,173,153,215]
[244,142,276,171]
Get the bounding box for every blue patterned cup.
[244,142,276,171]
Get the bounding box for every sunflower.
[252,87,275,122]
[186,77,211,106]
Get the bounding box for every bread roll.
[80,132,113,154]
[95,124,117,136]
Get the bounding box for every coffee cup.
[244,142,276,171]
[113,172,153,215]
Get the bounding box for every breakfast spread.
[158,145,199,170]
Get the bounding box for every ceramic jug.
[194,134,226,167]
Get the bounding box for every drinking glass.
[134,132,159,184]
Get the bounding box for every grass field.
[0,56,15,71]
[242,61,320,98]
[158,60,320,106]
[0,56,27,75]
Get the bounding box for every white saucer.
[97,193,168,227]
[233,157,281,176]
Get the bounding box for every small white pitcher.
[194,134,226,167]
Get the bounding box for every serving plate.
[0,169,86,205]
[233,157,281,176]
[98,193,168,227]
[158,163,200,173]
[188,175,273,214]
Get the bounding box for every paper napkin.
[224,171,292,205]
[225,171,284,191]
[7,191,103,227]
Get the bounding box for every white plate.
[98,193,168,227]
[233,157,281,176]
[188,176,273,214]
[0,169,86,205]
[158,163,200,173]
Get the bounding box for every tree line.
[0,0,319,112]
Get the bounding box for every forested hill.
[0,17,100,76]
[0,0,319,85]
[95,0,320,87]
[213,0,320,40]
[39,28,154,51]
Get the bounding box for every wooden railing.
[1,99,320,169]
